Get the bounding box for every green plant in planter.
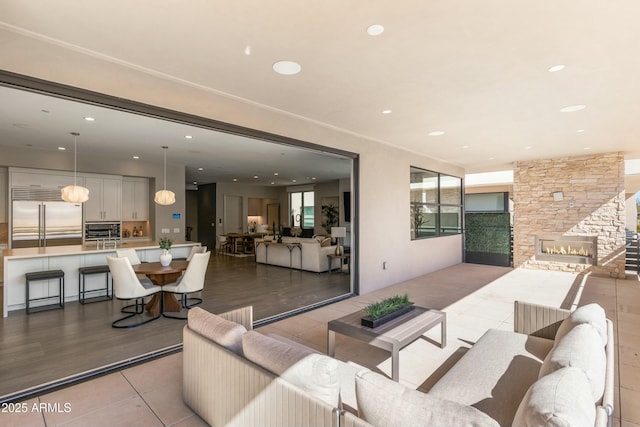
[321,203,339,234]
[364,294,413,320]
[159,236,173,250]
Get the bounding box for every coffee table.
[327,306,446,381]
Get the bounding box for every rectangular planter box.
[361,305,415,328]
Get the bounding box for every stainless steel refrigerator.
[11,187,83,248]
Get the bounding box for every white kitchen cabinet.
[83,175,122,221]
[122,177,149,221]
[9,167,76,189]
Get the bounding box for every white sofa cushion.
[513,367,596,427]
[242,330,340,407]
[187,307,246,355]
[355,370,500,427]
[555,303,607,346]
[539,323,606,402]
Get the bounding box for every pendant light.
[154,146,176,205]
[61,132,90,203]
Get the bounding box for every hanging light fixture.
[61,132,90,203]
[154,146,176,205]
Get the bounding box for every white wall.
[627,193,639,233]
[2,39,465,294]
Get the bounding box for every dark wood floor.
[0,254,350,398]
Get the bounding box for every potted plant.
[159,236,173,266]
[321,203,339,234]
[361,293,414,328]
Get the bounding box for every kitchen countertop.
[3,241,199,260]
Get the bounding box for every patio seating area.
[3,263,639,427]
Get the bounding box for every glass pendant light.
[154,146,176,205]
[61,132,90,203]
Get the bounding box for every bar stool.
[25,270,65,314]
[78,265,113,304]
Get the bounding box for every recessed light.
[273,60,301,75]
[193,181,198,185]
[58,147,66,151]
[311,177,317,180]
[197,167,204,171]
[185,135,193,139]
[292,179,297,183]
[524,146,532,150]
[253,175,259,179]
[576,129,585,133]
[274,172,279,176]
[133,155,140,159]
[489,157,495,160]
[233,178,238,182]
[382,109,392,114]
[560,104,586,113]
[271,182,275,185]
[584,147,592,150]
[428,131,445,136]
[367,24,385,36]
[462,145,469,149]
[548,65,565,73]
[84,117,95,121]
[244,45,252,56]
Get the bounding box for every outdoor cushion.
[429,329,554,427]
[355,370,500,427]
[242,330,339,407]
[187,307,246,355]
[512,367,596,427]
[555,303,607,346]
[538,323,606,402]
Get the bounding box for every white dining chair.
[107,256,162,328]
[115,248,142,265]
[186,245,207,261]
[161,251,211,319]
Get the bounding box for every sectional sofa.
[254,237,341,272]
[183,302,614,427]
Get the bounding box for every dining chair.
[186,245,207,261]
[107,256,162,328]
[115,248,142,265]
[161,251,211,319]
[217,235,230,254]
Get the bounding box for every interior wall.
[2,38,465,294]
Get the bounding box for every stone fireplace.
[535,235,597,265]
[513,152,626,279]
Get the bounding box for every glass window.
[410,167,462,239]
[290,191,315,229]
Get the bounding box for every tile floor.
[2,263,639,427]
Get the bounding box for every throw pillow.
[355,370,500,427]
[321,237,332,247]
[187,307,246,355]
[242,331,340,407]
[538,323,606,402]
[513,367,595,427]
[555,303,607,346]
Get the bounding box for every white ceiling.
[1,0,640,184]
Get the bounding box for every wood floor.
[0,254,351,399]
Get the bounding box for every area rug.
[220,252,254,258]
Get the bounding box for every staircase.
[626,231,640,274]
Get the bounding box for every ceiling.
[1,0,640,183]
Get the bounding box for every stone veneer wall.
[513,152,626,278]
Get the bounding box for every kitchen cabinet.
[0,167,7,223]
[9,167,76,189]
[122,177,149,221]
[83,175,122,221]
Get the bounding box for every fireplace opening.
[535,235,597,265]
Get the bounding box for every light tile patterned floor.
[3,264,639,427]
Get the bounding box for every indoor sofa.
[183,302,614,427]
[254,236,341,272]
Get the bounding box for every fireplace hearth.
[535,235,597,265]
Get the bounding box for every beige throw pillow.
[513,367,595,427]
[242,331,340,407]
[321,237,332,247]
[539,323,606,402]
[355,370,500,427]
[555,303,607,346]
[187,307,246,355]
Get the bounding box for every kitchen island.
[2,241,201,317]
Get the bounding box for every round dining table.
[132,260,189,317]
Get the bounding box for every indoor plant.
[159,236,173,266]
[361,293,414,328]
[321,203,339,234]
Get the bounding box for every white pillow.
[513,367,595,427]
[539,323,606,402]
[242,331,339,407]
[187,307,246,355]
[555,303,607,346]
[355,370,500,427]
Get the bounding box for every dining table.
[132,260,189,317]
